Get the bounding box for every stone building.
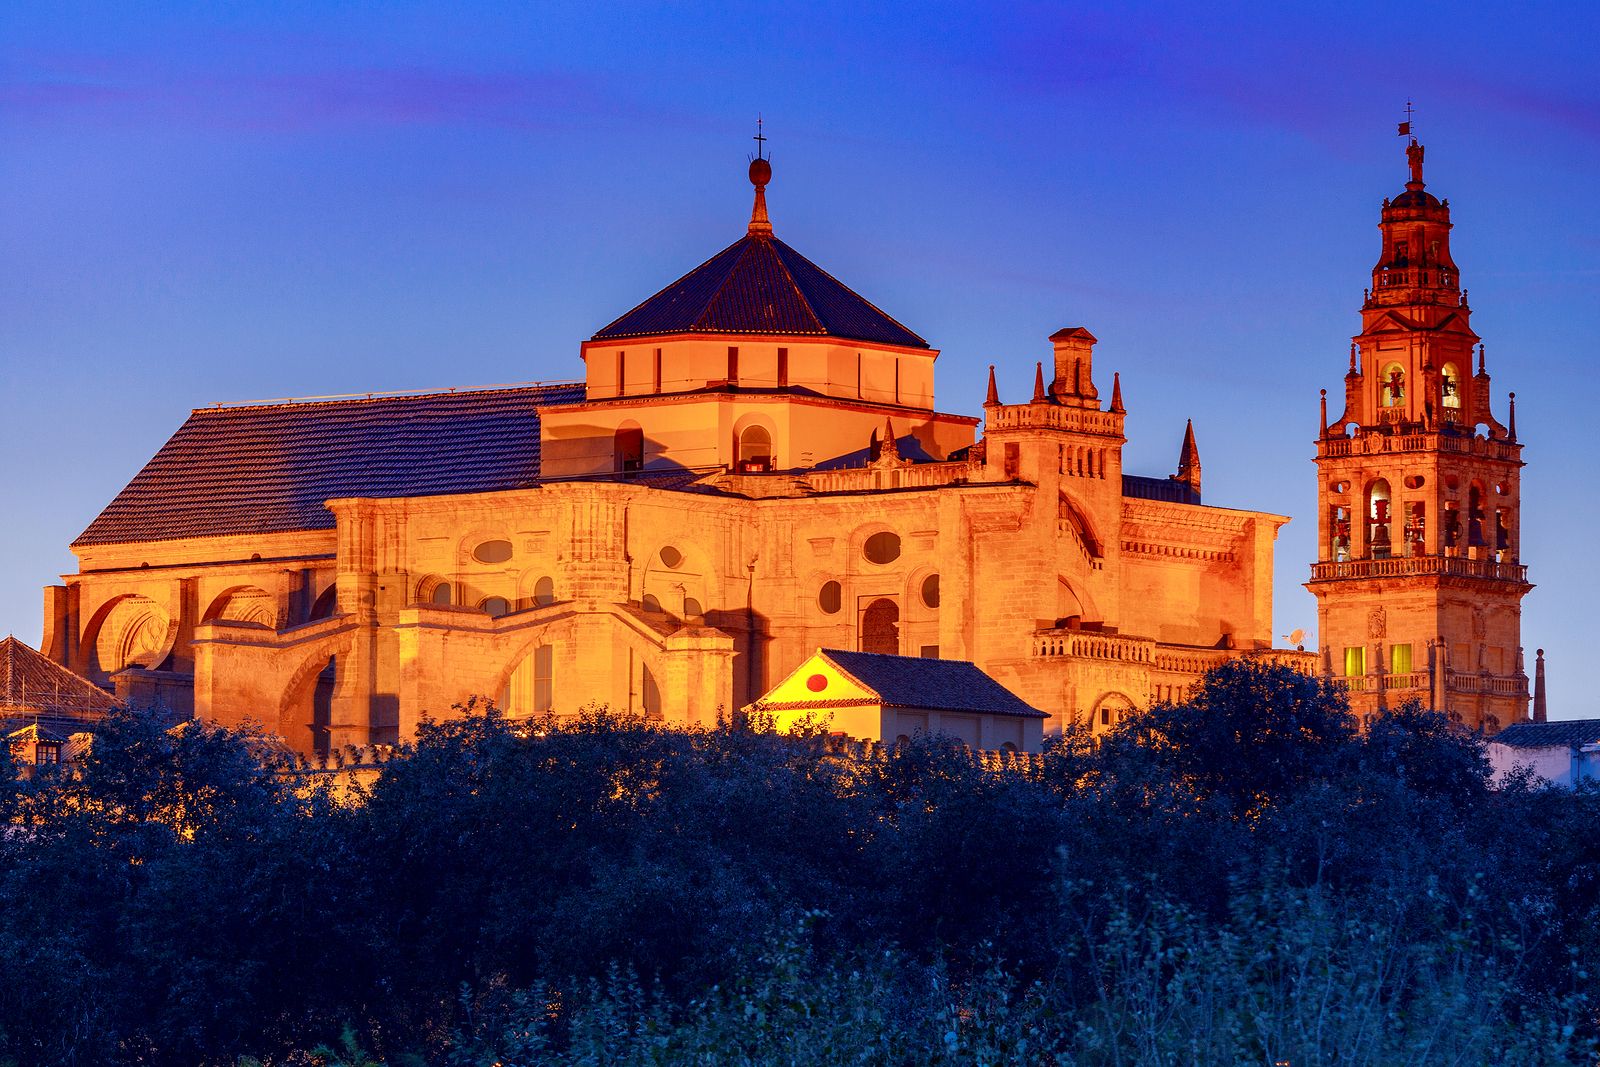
[1309,137,1531,731]
[43,151,1308,756]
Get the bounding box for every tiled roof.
[0,636,116,722]
[76,383,586,547]
[591,235,929,349]
[819,649,1047,718]
[1490,719,1600,749]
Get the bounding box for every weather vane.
[753,114,767,161]
[1398,99,1415,139]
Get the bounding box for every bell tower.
[1307,136,1532,732]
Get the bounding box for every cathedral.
[38,137,1527,754]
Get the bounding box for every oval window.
[818,580,842,614]
[473,539,514,564]
[921,573,940,609]
[481,596,510,618]
[533,576,555,607]
[431,582,453,606]
[683,597,704,617]
[660,546,683,568]
[806,673,828,693]
[863,532,901,565]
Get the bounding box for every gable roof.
[76,383,586,547]
[0,636,117,722]
[1490,719,1600,749]
[591,235,929,350]
[818,649,1046,718]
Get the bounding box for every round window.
[921,573,940,609]
[660,546,683,568]
[473,539,514,564]
[806,673,828,692]
[863,532,901,565]
[481,596,510,618]
[818,580,842,614]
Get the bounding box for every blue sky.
[3,1,1597,714]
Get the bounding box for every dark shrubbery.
[0,662,1594,1064]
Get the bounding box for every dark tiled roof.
[76,384,586,547]
[819,649,1046,718]
[592,235,929,349]
[0,636,116,721]
[1123,474,1200,506]
[1490,719,1600,749]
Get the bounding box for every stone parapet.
[1309,556,1527,583]
[1317,431,1520,462]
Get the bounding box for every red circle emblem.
[806,673,828,692]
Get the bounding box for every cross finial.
[753,115,767,161]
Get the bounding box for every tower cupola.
[1369,139,1462,310]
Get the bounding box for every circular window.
[1404,475,1426,489]
[683,597,704,617]
[818,580,842,614]
[533,576,555,607]
[660,546,683,568]
[806,673,828,693]
[863,532,901,565]
[921,573,940,609]
[481,596,510,618]
[473,539,513,564]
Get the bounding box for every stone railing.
[1034,629,1156,664]
[1309,556,1526,583]
[1330,671,1527,699]
[1317,431,1519,462]
[803,461,970,495]
[986,403,1122,437]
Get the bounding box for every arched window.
[860,598,899,655]
[614,423,644,473]
[481,596,510,618]
[1441,362,1461,409]
[533,576,555,607]
[1367,479,1392,559]
[641,665,662,719]
[736,425,773,473]
[431,582,453,607]
[1468,484,1486,547]
[1382,363,1405,407]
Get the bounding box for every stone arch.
[308,583,339,621]
[860,597,900,655]
[1091,690,1137,733]
[415,574,453,606]
[486,611,670,720]
[276,631,356,757]
[640,540,719,621]
[79,593,176,684]
[732,412,778,473]
[202,585,278,629]
[1057,489,1106,558]
[614,420,644,473]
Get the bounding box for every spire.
[880,416,899,460]
[984,364,999,406]
[1533,649,1547,723]
[1508,391,1517,442]
[1109,371,1124,414]
[1349,342,1359,375]
[1031,361,1047,403]
[1320,388,1328,436]
[1174,419,1201,498]
[747,117,773,238]
[1477,343,1486,376]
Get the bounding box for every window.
[473,539,513,564]
[533,576,555,607]
[1382,364,1405,407]
[920,573,940,609]
[1344,646,1366,677]
[860,598,899,655]
[659,545,683,568]
[616,350,627,396]
[818,581,842,614]
[642,593,662,613]
[683,597,704,617]
[1003,442,1020,479]
[533,644,553,713]
[727,346,739,385]
[737,426,773,473]
[863,532,901,565]
[777,347,788,388]
[614,424,643,473]
[652,348,662,393]
[431,582,453,607]
[1441,363,1461,409]
[920,644,939,658]
[1390,643,1412,675]
[641,666,662,719]
[481,596,510,618]
[1367,480,1392,559]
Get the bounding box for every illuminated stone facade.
[1309,139,1531,732]
[44,156,1306,756]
